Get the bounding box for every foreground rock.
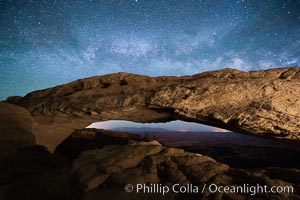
[0,146,78,200]
[71,140,231,199]
[0,129,299,200]
[61,129,299,200]
[0,102,35,157]
[54,128,141,160]
[5,67,300,151]
[68,136,298,200]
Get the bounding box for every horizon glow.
[87,120,231,132]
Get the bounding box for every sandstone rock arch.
[5,67,300,151]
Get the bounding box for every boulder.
[0,102,35,157]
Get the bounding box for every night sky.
[0,0,299,100]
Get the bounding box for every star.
[0,0,299,99]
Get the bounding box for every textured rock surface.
[5,67,300,152]
[0,128,299,200]
[0,102,36,157]
[72,140,164,191]
[54,128,141,160]
[151,68,300,139]
[67,134,298,200]
[1,68,300,199]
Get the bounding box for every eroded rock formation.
[1,67,300,199]
[32,129,300,199]
[0,125,299,199]
[54,128,141,159]
[3,67,300,151]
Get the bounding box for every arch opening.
[86,119,300,169]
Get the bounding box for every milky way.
[0,0,299,99]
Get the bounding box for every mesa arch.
[5,67,300,151]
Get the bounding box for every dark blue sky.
[0,0,299,99]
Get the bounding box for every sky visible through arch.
[0,0,299,99]
[87,120,231,132]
